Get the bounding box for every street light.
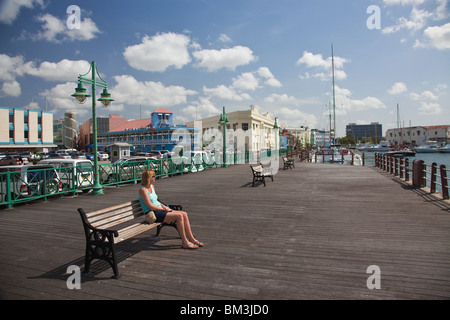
[71,61,114,195]
[218,106,230,167]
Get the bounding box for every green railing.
[0,150,277,208]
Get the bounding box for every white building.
[187,107,277,152]
[0,107,56,152]
[386,125,450,146]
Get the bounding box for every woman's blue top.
[138,185,161,213]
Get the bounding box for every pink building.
[79,114,127,151]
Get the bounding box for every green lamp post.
[274,117,280,156]
[218,106,230,168]
[71,61,114,195]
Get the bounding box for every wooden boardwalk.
[1,160,450,300]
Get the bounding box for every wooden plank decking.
[0,160,449,300]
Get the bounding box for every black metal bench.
[77,200,179,278]
[250,164,274,187]
[282,157,295,170]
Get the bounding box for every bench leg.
[156,222,178,237]
[85,232,120,279]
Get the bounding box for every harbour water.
[362,150,450,194]
[365,151,450,168]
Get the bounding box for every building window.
[242,123,249,131]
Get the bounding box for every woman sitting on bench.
[138,169,204,249]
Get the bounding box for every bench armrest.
[78,208,119,240]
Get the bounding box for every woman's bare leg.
[164,211,198,248]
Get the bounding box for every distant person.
[138,169,203,249]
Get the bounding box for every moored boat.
[438,144,450,153]
[386,148,416,157]
[415,144,440,153]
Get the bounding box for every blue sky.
[0,0,449,138]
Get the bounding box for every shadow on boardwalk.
[1,161,450,300]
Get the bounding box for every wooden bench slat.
[85,200,138,218]
[115,222,161,243]
[94,212,144,230]
[89,205,143,228]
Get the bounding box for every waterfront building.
[187,106,276,152]
[386,125,450,147]
[312,129,332,147]
[53,112,77,149]
[79,113,127,151]
[346,123,382,142]
[98,108,195,153]
[284,127,313,148]
[0,106,56,152]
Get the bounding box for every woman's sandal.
[191,239,204,247]
[181,242,199,249]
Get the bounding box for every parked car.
[135,152,158,159]
[55,153,72,159]
[86,152,107,161]
[0,164,61,202]
[38,159,93,192]
[103,156,157,183]
[145,150,164,159]
[69,151,87,160]
[159,150,173,158]
[0,154,28,166]
[98,152,109,161]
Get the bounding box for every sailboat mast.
[329,100,332,146]
[331,44,336,145]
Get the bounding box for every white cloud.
[0,54,26,97]
[23,59,90,81]
[418,102,442,115]
[333,85,388,114]
[410,87,443,115]
[415,22,450,50]
[1,80,21,97]
[193,46,257,71]
[410,90,439,101]
[66,18,101,41]
[382,7,432,34]
[0,0,44,24]
[257,67,282,88]
[0,54,25,82]
[202,67,280,102]
[39,82,88,116]
[181,97,222,120]
[296,51,349,81]
[232,72,259,91]
[111,75,197,107]
[29,13,101,42]
[264,93,316,106]
[388,82,408,94]
[203,85,251,101]
[383,0,425,6]
[123,33,192,72]
[218,34,232,43]
[274,107,317,129]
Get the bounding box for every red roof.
[423,125,449,130]
[109,118,152,132]
[153,108,172,114]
